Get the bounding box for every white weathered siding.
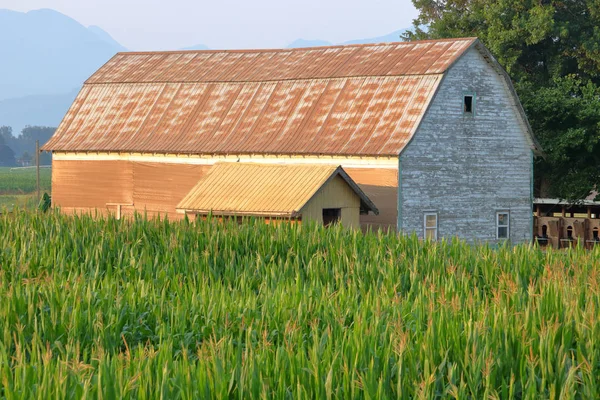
[399,47,533,244]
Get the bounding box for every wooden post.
[36,140,40,202]
[561,206,566,218]
[588,207,592,219]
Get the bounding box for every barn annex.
[43,37,540,244]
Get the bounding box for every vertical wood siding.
[52,160,211,220]
[52,160,133,208]
[300,175,361,228]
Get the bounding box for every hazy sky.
[0,0,418,50]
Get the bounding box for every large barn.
[43,37,540,243]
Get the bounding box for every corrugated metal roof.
[43,75,442,155]
[43,38,479,155]
[86,38,476,84]
[176,163,378,217]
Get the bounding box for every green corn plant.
[0,210,598,398]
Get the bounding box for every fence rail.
[9,166,52,171]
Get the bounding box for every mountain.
[88,25,127,51]
[287,39,333,49]
[181,44,210,51]
[0,90,78,136]
[286,29,408,49]
[341,29,406,45]
[0,8,126,102]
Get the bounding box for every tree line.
[406,0,600,201]
[0,126,54,167]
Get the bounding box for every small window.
[322,208,341,227]
[497,212,509,239]
[566,226,573,239]
[424,213,438,241]
[593,228,599,241]
[464,95,474,113]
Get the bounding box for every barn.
[43,37,540,243]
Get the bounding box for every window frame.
[496,211,510,240]
[423,212,438,241]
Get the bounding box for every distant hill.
[0,8,126,102]
[341,30,406,45]
[0,90,78,136]
[286,29,408,49]
[88,25,128,52]
[287,39,333,49]
[181,44,210,51]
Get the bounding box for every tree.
[19,126,55,166]
[0,126,55,166]
[21,126,55,145]
[0,126,12,143]
[0,144,16,167]
[405,0,600,201]
[20,151,32,166]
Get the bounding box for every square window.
[322,208,341,227]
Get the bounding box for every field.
[0,211,598,398]
[0,167,51,212]
[0,166,52,194]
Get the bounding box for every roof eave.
[176,209,296,218]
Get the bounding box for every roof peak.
[86,37,477,85]
[119,37,478,56]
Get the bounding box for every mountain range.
[286,30,406,48]
[0,8,408,136]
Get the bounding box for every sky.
[0,0,419,50]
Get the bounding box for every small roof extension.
[176,162,379,217]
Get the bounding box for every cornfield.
[0,210,598,398]
[0,167,51,195]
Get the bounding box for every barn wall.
[344,168,398,232]
[53,153,398,230]
[300,175,361,228]
[132,163,211,219]
[399,48,533,244]
[52,158,210,220]
[52,160,133,208]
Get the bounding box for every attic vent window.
[464,95,474,114]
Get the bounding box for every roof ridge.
[85,72,446,85]
[119,37,478,56]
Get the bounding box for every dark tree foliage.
[0,144,16,167]
[0,125,55,166]
[405,0,600,201]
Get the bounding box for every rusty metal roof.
[87,38,476,84]
[177,162,378,217]
[43,38,477,155]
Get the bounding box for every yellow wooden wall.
[300,175,361,228]
[344,168,398,231]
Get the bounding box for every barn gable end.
[398,46,534,243]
